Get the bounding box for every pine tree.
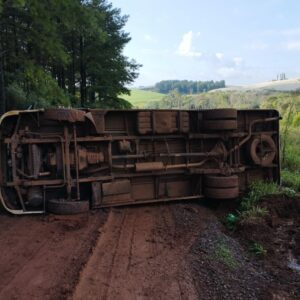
[0,0,140,112]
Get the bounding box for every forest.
[150,79,226,94]
[0,0,140,114]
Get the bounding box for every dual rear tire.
[204,175,239,199]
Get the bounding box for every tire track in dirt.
[0,212,107,300]
[73,205,198,300]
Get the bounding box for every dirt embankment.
[0,195,299,300]
[0,212,107,300]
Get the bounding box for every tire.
[204,109,237,120]
[204,187,239,199]
[204,175,238,188]
[201,120,237,130]
[249,135,277,166]
[47,199,89,215]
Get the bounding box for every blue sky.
[111,0,300,87]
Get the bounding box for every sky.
[110,0,300,87]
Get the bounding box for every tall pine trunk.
[79,36,86,107]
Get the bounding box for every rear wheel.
[203,175,239,199]
[204,175,238,188]
[47,199,89,215]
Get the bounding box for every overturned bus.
[0,108,280,215]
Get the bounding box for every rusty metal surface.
[44,108,87,122]
[0,108,280,214]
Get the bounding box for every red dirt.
[0,211,107,300]
[72,205,200,300]
[0,196,299,300]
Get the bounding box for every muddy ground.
[0,195,299,300]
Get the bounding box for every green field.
[121,89,165,108]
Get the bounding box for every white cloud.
[215,52,224,60]
[144,34,157,43]
[233,57,243,66]
[177,31,202,57]
[217,67,237,77]
[216,56,245,78]
[286,41,300,50]
[217,67,243,78]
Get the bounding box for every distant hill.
[210,77,300,93]
[120,89,164,108]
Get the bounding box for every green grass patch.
[214,242,237,269]
[239,206,268,224]
[281,129,300,171]
[240,181,280,211]
[120,89,165,108]
[282,169,300,191]
[238,180,296,224]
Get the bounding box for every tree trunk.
[0,58,6,114]
[79,36,86,107]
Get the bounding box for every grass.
[282,169,300,191]
[120,89,165,108]
[240,181,280,212]
[239,206,268,224]
[214,242,237,269]
[249,242,267,256]
[238,180,298,224]
[238,181,279,224]
[280,128,300,191]
[281,129,300,172]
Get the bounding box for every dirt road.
[0,212,107,300]
[73,205,199,300]
[0,197,298,300]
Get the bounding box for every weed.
[238,206,268,223]
[281,186,296,197]
[240,181,279,211]
[282,169,300,192]
[281,129,300,172]
[214,243,237,269]
[249,242,267,256]
[238,180,281,223]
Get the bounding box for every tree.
[152,80,225,95]
[0,0,140,112]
